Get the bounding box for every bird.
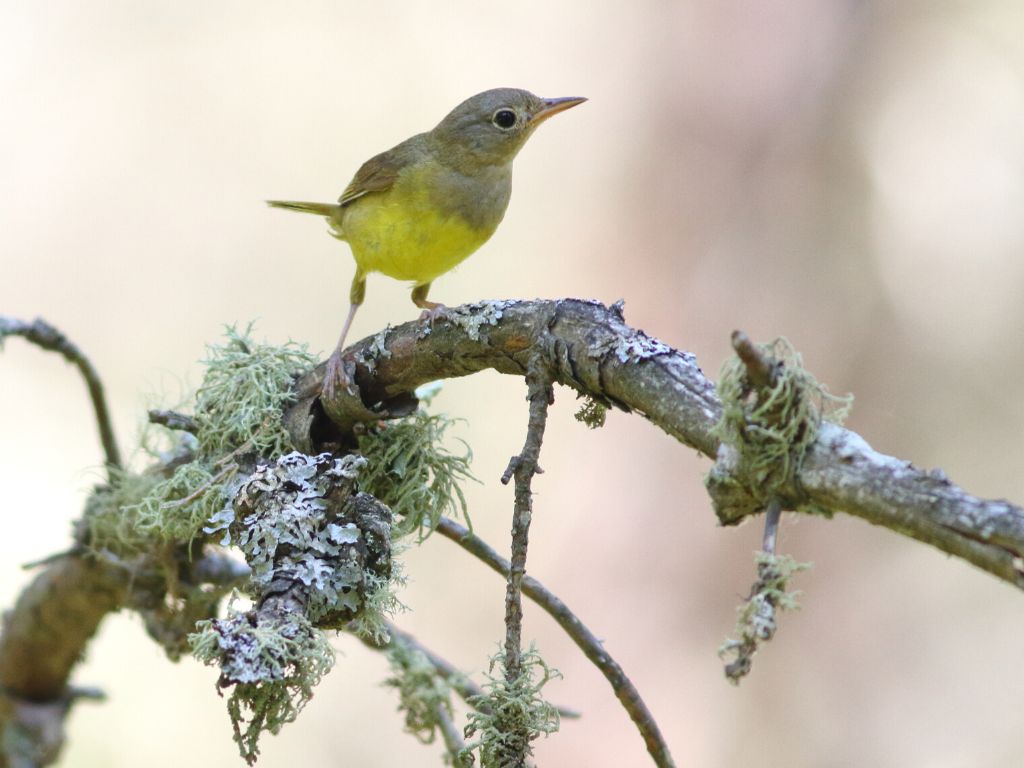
[267,87,586,398]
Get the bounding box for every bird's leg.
[411,282,448,324]
[323,273,365,400]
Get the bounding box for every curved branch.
[0,316,122,474]
[286,298,1024,590]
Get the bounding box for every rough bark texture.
[285,298,721,456]
[0,557,127,701]
[294,298,1024,589]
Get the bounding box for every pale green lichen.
[357,409,476,540]
[384,641,457,746]
[190,607,335,765]
[83,468,164,554]
[85,325,316,557]
[719,552,811,684]
[573,395,608,429]
[347,568,407,645]
[461,647,561,767]
[193,323,317,459]
[711,337,852,506]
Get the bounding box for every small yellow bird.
[268,87,586,397]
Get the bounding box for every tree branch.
[1,316,122,475]
[357,619,577,767]
[501,355,552,683]
[285,298,1024,590]
[435,517,675,768]
[5,297,1023,765]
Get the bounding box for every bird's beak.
[530,96,587,126]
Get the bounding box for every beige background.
[3,2,1024,766]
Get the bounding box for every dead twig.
[1,316,122,476]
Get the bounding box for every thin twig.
[21,547,82,570]
[731,329,778,390]
[1,316,122,475]
[355,620,563,767]
[161,465,235,509]
[147,409,198,433]
[501,356,552,685]
[359,621,579,720]
[362,621,488,711]
[762,498,782,555]
[435,704,470,766]
[435,517,675,768]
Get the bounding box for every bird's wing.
[338,133,427,207]
[338,149,404,207]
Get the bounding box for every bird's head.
[429,88,586,172]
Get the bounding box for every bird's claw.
[418,303,449,327]
[322,351,350,401]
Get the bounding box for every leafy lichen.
[207,452,396,633]
[194,450,405,761]
[587,326,673,364]
[444,300,516,342]
[190,607,334,765]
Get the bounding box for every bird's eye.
[492,109,517,129]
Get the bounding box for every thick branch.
[285,299,720,457]
[0,557,128,702]
[285,298,1024,591]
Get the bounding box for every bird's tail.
[266,199,340,217]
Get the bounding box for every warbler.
[267,87,586,397]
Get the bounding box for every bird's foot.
[321,350,351,400]
[418,303,449,327]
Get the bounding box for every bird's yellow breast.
[337,164,499,285]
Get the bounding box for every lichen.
[573,395,608,429]
[193,323,317,459]
[461,646,561,767]
[193,450,405,761]
[357,409,476,540]
[190,607,335,765]
[719,552,810,684]
[588,327,674,364]
[384,640,458,745]
[612,333,673,363]
[207,452,395,631]
[363,327,394,372]
[710,337,852,506]
[444,300,516,342]
[84,325,317,557]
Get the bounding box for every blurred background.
[3,1,1024,766]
